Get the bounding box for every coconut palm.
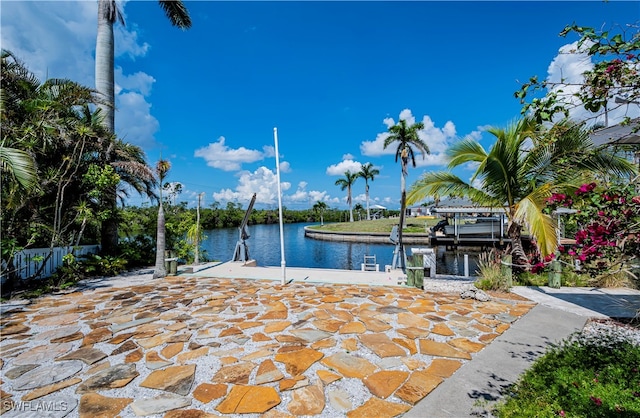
[358,162,380,220]
[335,171,358,222]
[95,0,191,133]
[312,200,328,225]
[406,118,636,266]
[153,158,171,279]
[383,119,430,270]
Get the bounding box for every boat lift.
[232,193,257,262]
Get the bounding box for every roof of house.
[590,118,640,146]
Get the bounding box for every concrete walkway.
[408,285,640,417]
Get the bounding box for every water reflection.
[201,223,480,276]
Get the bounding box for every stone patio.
[0,275,535,417]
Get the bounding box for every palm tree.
[0,146,36,189]
[153,158,171,279]
[95,0,191,133]
[96,1,190,252]
[358,162,380,220]
[312,201,328,225]
[335,171,358,222]
[406,118,635,266]
[383,119,430,270]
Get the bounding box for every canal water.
[202,223,481,276]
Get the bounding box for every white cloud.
[116,92,159,148]
[326,159,363,176]
[194,137,268,171]
[342,153,354,160]
[115,68,155,96]
[213,166,290,205]
[1,1,167,149]
[308,190,329,203]
[360,109,458,167]
[279,161,291,173]
[545,40,640,126]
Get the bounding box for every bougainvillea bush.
[546,181,640,287]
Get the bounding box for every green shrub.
[475,249,510,291]
[118,235,155,267]
[494,328,640,417]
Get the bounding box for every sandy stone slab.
[212,362,256,385]
[81,328,112,347]
[346,396,410,418]
[13,343,73,366]
[130,393,191,416]
[32,313,80,327]
[255,359,284,385]
[78,393,132,418]
[264,321,291,333]
[274,348,323,376]
[328,388,352,412]
[192,383,227,403]
[424,358,463,378]
[358,334,406,358]
[289,329,332,343]
[363,370,409,399]
[287,381,325,415]
[5,364,38,379]
[56,347,107,365]
[321,352,377,379]
[448,338,486,353]
[140,364,195,396]
[395,370,443,405]
[216,385,280,414]
[110,317,157,333]
[32,326,80,342]
[76,364,139,394]
[161,342,184,359]
[419,339,472,360]
[338,321,367,334]
[21,378,82,401]
[317,370,342,385]
[164,410,219,418]
[12,361,83,391]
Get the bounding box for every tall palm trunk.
[348,186,354,222]
[153,200,166,279]
[398,167,407,271]
[95,0,115,133]
[365,183,370,220]
[96,0,118,253]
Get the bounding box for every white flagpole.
[274,127,286,285]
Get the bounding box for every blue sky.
[2,1,639,210]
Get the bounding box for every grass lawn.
[307,217,439,234]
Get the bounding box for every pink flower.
[559,411,566,417]
[590,396,603,406]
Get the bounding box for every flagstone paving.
[0,276,535,417]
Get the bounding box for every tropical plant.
[516,21,640,126]
[312,200,328,225]
[335,171,358,222]
[407,118,635,267]
[383,118,430,269]
[358,162,380,220]
[95,0,190,252]
[153,159,171,279]
[548,180,640,288]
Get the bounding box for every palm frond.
[0,145,36,189]
[158,0,192,28]
[514,184,557,256]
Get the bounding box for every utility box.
[164,250,178,276]
[411,248,436,278]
